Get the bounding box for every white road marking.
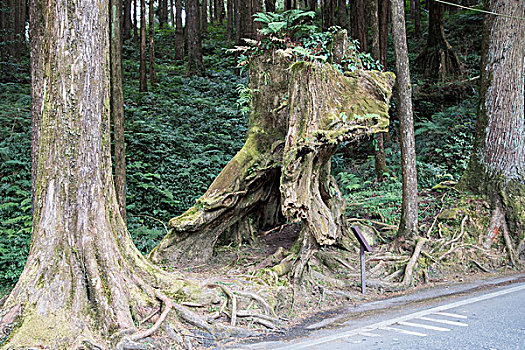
[434,311,468,319]
[258,283,525,350]
[379,326,427,337]
[398,321,451,332]
[358,331,380,337]
[417,316,468,327]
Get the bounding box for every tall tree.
[159,0,169,27]
[134,0,139,40]
[186,0,205,75]
[367,0,388,180]
[460,0,525,265]
[391,0,418,238]
[416,0,461,81]
[149,0,157,85]
[140,0,148,91]
[174,0,184,60]
[0,0,185,347]
[111,0,127,225]
[336,0,348,28]
[409,0,421,36]
[123,0,133,40]
[322,0,335,30]
[350,0,368,51]
[378,0,389,67]
[227,0,234,41]
[203,0,209,32]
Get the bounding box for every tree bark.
[416,0,462,81]
[123,0,133,40]
[350,0,368,52]
[174,0,184,60]
[265,0,276,12]
[150,49,395,268]
[186,0,205,76]
[30,0,44,211]
[367,0,388,180]
[378,0,389,68]
[133,0,139,40]
[227,0,234,41]
[336,0,348,28]
[149,0,157,85]
[322,0,335,31]
[460,0,525,261]
[410,0,421,36]
[391,0,418,238]
[111,0,128,225]
[203,0,208,32]
[140,0,148,91]
[0,0,189,347]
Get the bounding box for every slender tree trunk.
[170,0,175,26]
[227,0,233,41]
[209,0,214,23]
[238,0,253,40]
[307,0,316,11]
[367,0,388,180]
[203,0,208,32]
[186,0,205,76]
[336,0,348,28]
[159,0,168,27]
[133,0,138,40]
[351,0,368,51]
[235,0,241,44]
[410,0,421,36]
[123,0,133,40]
[252,0,262,38]
[379,0,389,68]
[140,0,148,91]
[175,0,183,60]
[285,0,292,10]
[460,0,525,263]
[0,0,189,347]
[148,0,157,85]
[111,0,127,225]
[391,0,418,238]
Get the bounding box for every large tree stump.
[150,53,395,269]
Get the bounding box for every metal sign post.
[351,226,373,295]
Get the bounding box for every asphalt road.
[237,279,525,350]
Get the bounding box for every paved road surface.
[238,281,525,350]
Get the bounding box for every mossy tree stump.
[150,53,395,276]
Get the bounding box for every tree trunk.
[252,0,262,38]
[187,0,205,76]
[238,0,253,41]
[460,0,525,263]
[111,0,128,225]
[0,0,190,347]
[227,0,233,41]
[139,0,148,91]
[203,0,208,32]
[149,0,157,85]
[174,0,184,60]
[30,0,44,211]
[170,0,175,26]
[391,0,418,238]
[367,0,388,180]
[416,0,462,81]
[322,0,335,31]
[350,0,368,52]
[336,0,348,28]
[285,0,292,10]
[265,0,276,12]
[133,0,138,40]
[123,0,133,40]
[410,0,421,36]
[150,49,395,269]
[378,0,389,68]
